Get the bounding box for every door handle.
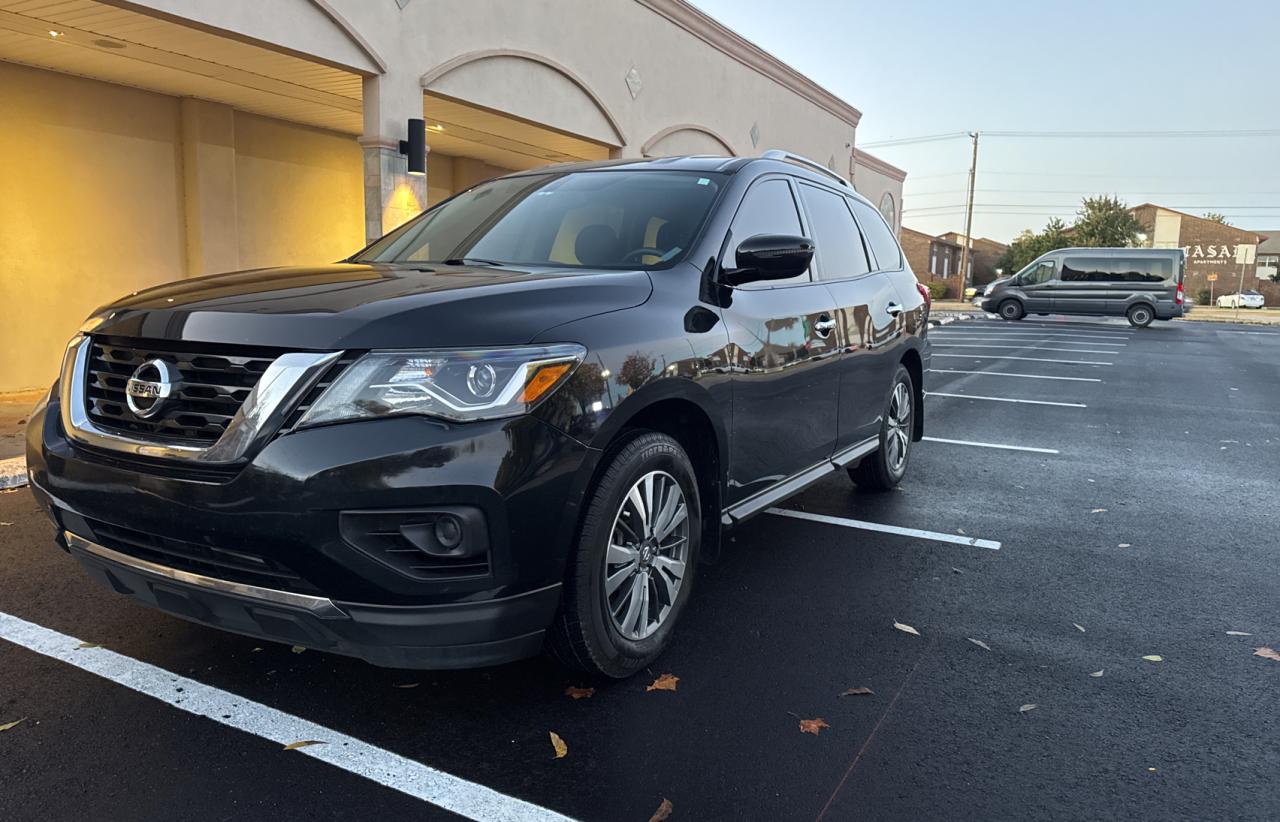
[885,302,904,316]
[814,315,836,337]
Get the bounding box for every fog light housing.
[433,515,463,550]
[340,507,490,581]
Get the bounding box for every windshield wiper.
[441,257,508,267]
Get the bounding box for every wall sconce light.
[399,118,426,176]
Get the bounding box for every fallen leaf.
[1147,767,1158,773]
[392,683,420,689]
[1142,655,1163,662]
[840,687,874,697]
[0,718,26,732]
[564,686,595,699]
[1090,670,1105,678]
[957,528,966,535]
[1118,543,1131,548]
[1254,647,1280,662]
[76,642,100,649]
[251,647,264,652]
[1019,703,1037,713]
[1225,631,1253,637]
[549,731,568,759]
[1073,623,1086,633]
[648,798,674,822]
[799,717,830,735]
[646,673,679,692]
[0,521,13,526]
[1090,508,1107,514]
[290,645,306,654]
[282,740,325,751]
[967,638,992,651]
[951,567,964,574]
[893,621,920,637]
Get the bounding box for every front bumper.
[28,398,594,668]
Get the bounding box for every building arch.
[641,124,736,157]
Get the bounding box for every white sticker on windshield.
[697,178,710,186]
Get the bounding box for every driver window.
[1024,261,1055,285]
[727,179,811,286]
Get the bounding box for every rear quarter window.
[848,198,902,271]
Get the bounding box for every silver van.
[979,247,1186,327]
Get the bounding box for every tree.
[997,217,1072,274]
[1203,212,1231,225]
[1071,195,1146,247]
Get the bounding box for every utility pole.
[959,132,979,294]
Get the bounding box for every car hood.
[83,263,653,349]
[985,276,1013,292]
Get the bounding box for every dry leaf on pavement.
[0,521,12,526]
[1225,631,1253,637]
[1090,670,1105,678]
[799,718,830,735]
[1019,704,1037,714]
[893,621,920,637]
[646,673,679,692]
[648,798,674,822]
[564,686,595,699]
[549,731,568,759]
[1118,543,1131,548]
[1142,655,1163,662]
[967,638,992,651]
[290,645,306,654]
[76,642,100,649]
[1254,647,1280,662]
[1072,623,1086,633]
[282,740,325,751]
[840,687,874,697]
[1090,508,1107,514]
[0,718,26,732]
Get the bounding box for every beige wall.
[853,154,906,237]
[0,64,363,392]
[0,62,187,392]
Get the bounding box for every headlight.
[297,344,585,426]
[983,284,994,296]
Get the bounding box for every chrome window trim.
[65,532,348,619]
[59,335,343,464]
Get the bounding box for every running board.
[721,437,879,525]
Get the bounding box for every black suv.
[27,153,930,677]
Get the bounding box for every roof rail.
[759,149,851,189]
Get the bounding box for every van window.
[1021,260,1055,285]
[1062,257,1172,283]
[798,183,871,280]
[848,198,903,270]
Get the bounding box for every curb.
[0,456,27,490]
[927,312,988,327]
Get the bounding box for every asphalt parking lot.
[2,315,1278,822]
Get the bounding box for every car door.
[1019,259,1057,312]
[797,183,901,452]
[1055,256,1112,315]
[716,176,842,506]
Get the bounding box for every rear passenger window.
[1062,257,1172,283]
[848,198,903,270]
[798,183,870,280]
[727,178,809,285]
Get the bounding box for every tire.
[998,299,1024,321]
[1127,303,1154,328]
[549,431,700,678]
[849,365,915,491]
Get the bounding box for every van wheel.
[549,432,700,678]
[998,299,1024,321]
[849,365,914,491]
[1127,304,1154,327]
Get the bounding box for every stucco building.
[0,0,901,393]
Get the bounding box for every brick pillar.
[359,74,427,244]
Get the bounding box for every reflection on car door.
[797,183,902,451]
[716,176,841,506]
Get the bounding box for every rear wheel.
[549,432,699,678]
[849,365,914,491]
[1127,303,1154,328]
[998,299,1024,321]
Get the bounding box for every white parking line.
[766,508,1001,550]
[0,612,573,822]
[923,436,1060,454]
[974,323,1130,336]
[933,344,1120,355]
[935,353,1112,365]
[929,368,1103,383]
[931,335,1128,346]
[927,391,1086,408]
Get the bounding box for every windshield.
[354,170,724,269]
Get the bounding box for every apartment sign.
[1183,243,1251,266]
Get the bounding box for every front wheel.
[1127,303,1154,328]
[998,299,1024,321]
[849,365,915,491]
[549,432,700,678]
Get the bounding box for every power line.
[858,132,969,148]
[908,189,1280,197]
[862,128,1280,148]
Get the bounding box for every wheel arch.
[899,346,925,441]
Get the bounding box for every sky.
[691,0,1280,243]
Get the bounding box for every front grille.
[84,517,321,595]
[85,337,288,444]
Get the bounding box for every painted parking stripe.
[933,344,1120,355]
[766,508,1001,550]
[929,368,1103,383]
[934,353,1112,365]
[922,436,1060,454]
[0,612,573,822]
[927,391,1086,408]
[930,334,1128,345]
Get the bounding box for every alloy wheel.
[886,381,911,474]
[603,470,690,641]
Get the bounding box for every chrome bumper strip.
[65,531,348,619]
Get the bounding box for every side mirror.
[721,234,814,286]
